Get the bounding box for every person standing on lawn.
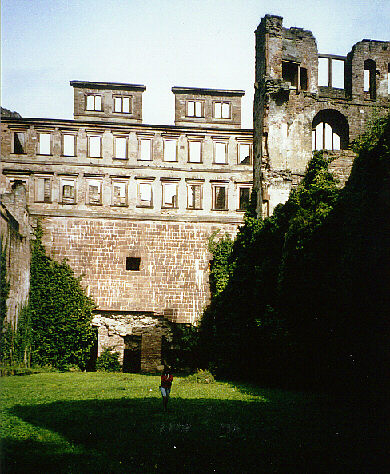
[160,367,173,411]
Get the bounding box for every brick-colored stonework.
[254,15,390,216]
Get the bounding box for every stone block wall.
[41,216,239,324]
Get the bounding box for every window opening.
[300,67,308,90]
[282,61,298,87]
[61,179,76,204]
[164,139,177,162]
[88,136,101,158]
[86,95,102,111]
[38,133,51,155]
[63,134,75,156]
[188,141,202,163]
[13,132,25,154]
[213,185,227,210]
[139,139,152,161]
[238,187,251,211]
[87,179,102,205]
[213,102,231,119]
[114,137,127,159]
[126,257,141,271]
[162,182,178,208]
[114,96,131,114]
[214,142,227,164]
[35,177,51,203]
[187,101,203,117]
[238,143,251,164]
[312,109,348,151]
[138,182,153,207]
[364,59,376,99]
[112,181,127,206]
[187,184,202,209]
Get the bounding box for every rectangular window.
[282,61,299,87]
[112,181,127,206]
[318,57,328,86]
[63,134,75,156]
[300,67,308,90]
[88,136,102,158]
[187,183,202,209]
[86,95,102,111]
[126,257,141,271]
[186,100,203,117]
[213,102,231,119]
[138,182,153,207]
[13,132,25,154]
[114,137,127,159]
[87,179,102,205]
[164,139,177,162]
[114,96,131,114]
[38,133,51,155]
[162,182,178,208]
[35,177,51,203]
[238,187,251,211]
[61,179,76,204]
[188,141,202,163]
[139,139,152,161]
[214,142,227,164]
[238,143,251,164]
[212,185,227,210]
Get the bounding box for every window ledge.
[136,204,153,209]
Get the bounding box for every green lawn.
[0,372,383,473]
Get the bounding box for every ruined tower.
[254,15,390,216]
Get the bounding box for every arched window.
[364,59,376,99]
[312,109,349,151]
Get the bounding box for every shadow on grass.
[4,393,385,473]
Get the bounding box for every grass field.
[0,372,384,473]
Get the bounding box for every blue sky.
[2,0,389,128]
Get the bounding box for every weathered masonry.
[254,15,390,216]
[1,82,253,371]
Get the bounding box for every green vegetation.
[199,114,390,400]
[0,372,382,473]
[96,348,121,372]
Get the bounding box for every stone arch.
[312,109,349,151]
[364,59,376,99]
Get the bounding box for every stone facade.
[1,81,252,370]
[254,15,390,216]
[0,183,31,328]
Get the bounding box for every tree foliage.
[200,113,390,397]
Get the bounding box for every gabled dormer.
[70,81,146,123]
[171,86,244,129]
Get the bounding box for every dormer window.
[186,100,204,117]
[114,96,131,114]
[213,101,231,119]
[86,94,102,111]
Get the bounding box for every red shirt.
[161,373,173,388]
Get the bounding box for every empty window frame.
[138,138,152,161]
[212,184,228,210]
[318,57,329,86]
[213,101,231,119]
[112,180,128,206]
[114,136,127,159]
[186,100,204,117]
[238,143,252,164]
[312,122,341,151]
[364,59,376,99]
[238,186,251,211]
[86,94,102,111]
[62,134,76,156]
[187,183,202,209]
[88,135,102,158]
[318,57,345,89]
[188,140,202,163]
[312,109,348,151]
[61,178,76,204]
[114,96,131,114]
[12,132,26,154]
[126,257,141,271]
[138,181,153,207]
[38,133,51,155]
[214,142,227,164]
[282,61,308,90]
[35,176,52,203]
[162,182,178,208]
[87,179,102,205]
[164,139,177,162]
